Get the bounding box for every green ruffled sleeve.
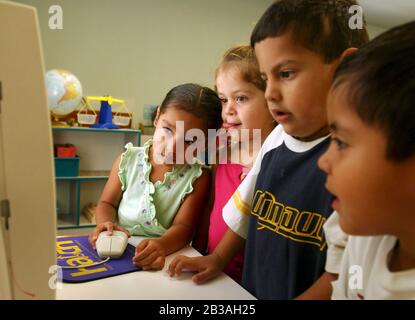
[179,162,211,204]
[118,142,134,191]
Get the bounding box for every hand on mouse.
[89,221,131,249]
[132,238,166,271]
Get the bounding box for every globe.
[46,69,83,117]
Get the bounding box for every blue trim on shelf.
[57,224,96,230]
[75,181,81,226]
[56,176,109,181]
[52,127,141,134]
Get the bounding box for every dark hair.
[215,45,266,91]
[251,0,369,63]
[159,83,222,130]
[332,21,415,161]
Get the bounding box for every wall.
[367,24,387,39]
[14,0,395,129]
[360,0,415,30]
[15,0,274,128]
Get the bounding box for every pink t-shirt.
[207,163,246,283]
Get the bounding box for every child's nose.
[169,137,178,153]
[318,147,331,174]
[265,79,282,102]
[223,100,236,116]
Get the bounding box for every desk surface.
[57,236,255,300]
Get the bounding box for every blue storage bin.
[54,156,80,177]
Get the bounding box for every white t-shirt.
[332,235,415,300]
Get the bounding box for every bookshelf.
[52,127,141,230]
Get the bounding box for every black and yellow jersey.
[242,126,334,299]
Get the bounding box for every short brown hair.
[251,0,369,63]
[332,21,415,161]
[215,45,266,91]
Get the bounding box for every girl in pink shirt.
[170,45,276,283]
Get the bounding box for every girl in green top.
[89,83,222,271]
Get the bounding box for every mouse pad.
[56,235,141,283]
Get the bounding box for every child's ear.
[330,48,358,72]
[153,107,161,127]
[339,47,358,63]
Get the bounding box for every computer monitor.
[0,1,57,299]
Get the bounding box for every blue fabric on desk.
[56,235,141,283]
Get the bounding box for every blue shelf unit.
[52,127,141,230]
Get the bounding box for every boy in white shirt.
[318,20,415,299]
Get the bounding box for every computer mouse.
[96,230,128,259]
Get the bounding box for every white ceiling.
[359,0,415,28]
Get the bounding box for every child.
[89,83,222,271]
[318,21,415,300]
[169,0,368,299]
[170,45,276,284]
